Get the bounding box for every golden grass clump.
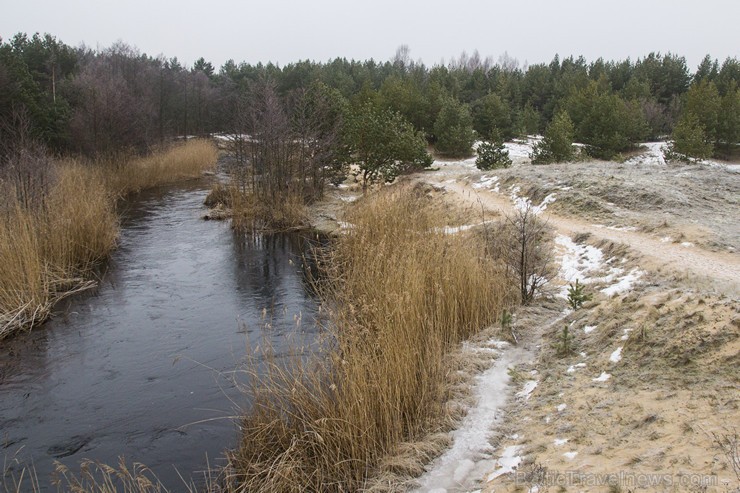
[105,138,218,195]
[0,164,117,339]
[227,184,512,491]
[204,183,308,232]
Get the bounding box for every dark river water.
[0,181,322,490]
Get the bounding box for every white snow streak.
[592,372,611,382]
[609,347,623,363]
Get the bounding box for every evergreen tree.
[472,93,513,140]
[530,110,575,164]
[433,97,476,156]
[343,102,432,188]
[665,113,714,162]
[475,128,511,170]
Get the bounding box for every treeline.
[1,33,739,163]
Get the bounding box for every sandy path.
[419,172,740,296]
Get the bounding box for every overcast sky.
[1,0,738,71]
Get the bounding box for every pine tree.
[433,97,476,157]
[665,113,714,162]
[530,110,575,164]
[476,128,512,170]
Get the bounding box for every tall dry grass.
[227,185,513,491]
[103,139,218,195]
[0,139,218,339]
[0,164,117,339]
[205,183,308,232]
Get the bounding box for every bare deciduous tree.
[495,202,555,304]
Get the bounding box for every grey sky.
[1,0,738,71]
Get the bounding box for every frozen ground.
[430,140,739,252]
[414,344,529,493]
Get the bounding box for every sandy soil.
[404,145,740,492]
[310,145,739,492]
[414,155,740,295]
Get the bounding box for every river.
[0,180,322,490]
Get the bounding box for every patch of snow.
[473,175,499,192]
[660,236,672,243]
[487,446,523,482]
[437,224,477,235]
[563,451,579,460]
[554,235,609,297]
[557,403,568,412]
[553,438,569,446]
[579,352,587,358]
[415,348,526,492]
[625,142,667,166]
[620,329,633,341]
[517,380,538,400]
[600,268,643,296]
[340,195,358,202]
[594,224,638,232]
[592,372,611,382]
[609,347,623,363]
[583,325,597,334]
[566,363,586,373]
[510,187,556,214]
[681,242,694,247]
[337,221,355,230]
[504,138,537,159]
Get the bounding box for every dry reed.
[0,164,116,339]
[103,139,218,195]
[205,183,308,232]
[226,184,512,491]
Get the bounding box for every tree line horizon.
[1,32,738,163]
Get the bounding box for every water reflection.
[0,181,321,490]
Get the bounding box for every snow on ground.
[624,141,740,173]
[504,137,539,160]
[583,325,597,334]
[609,347,623,363]
[600,268,643,296]
[555,234,644,298]
[415,346,527,493]
[487,446,523,482]
[517,380,538,400]
[566,363,587,373]
[593,224,638,232]
[563,451,579,460]
[555,235,604,288]
[625,142,667,166]
[557,403,568,412]
[592,372,611,382]
[620,328,633,341]
[509,185,556,214]
[553,438,568,446]
[472,175,500,192]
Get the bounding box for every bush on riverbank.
[204,183,309,232]
[0,139,218,339]
[227,185,513,491]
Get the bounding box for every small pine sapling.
[556,324,575,357]
[500,309,516,343]
[567,279,592,310]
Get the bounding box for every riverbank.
[225,184,515,491]
[0,139,218,340]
